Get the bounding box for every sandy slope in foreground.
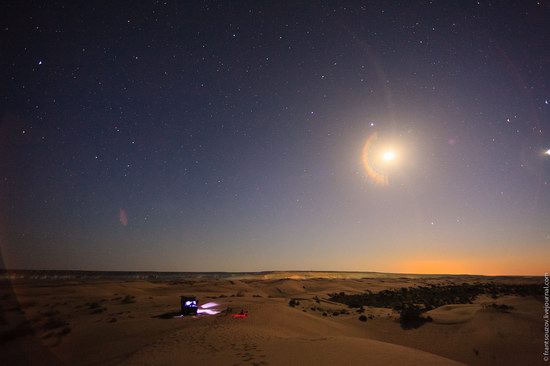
[0,274,543,365]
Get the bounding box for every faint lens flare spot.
[448,137,458,146]
[119,208,128,226]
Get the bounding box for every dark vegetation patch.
[358,314,367,322]
[91,307,106,314]
[483,303,514,312]
[329,283,537,329]
[42,326,72,346]
[121,295,136,304]
[85,301,107,314]
[398,304,432,329]
[329,283,538,310]
[288,299,300,307]
[42,317,68,331]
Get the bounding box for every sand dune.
[0,273,542,365]
[427,304,481,324]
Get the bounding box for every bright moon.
[383,151,396,161]
[545,149,550,156]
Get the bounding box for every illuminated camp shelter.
[180,296,198,315]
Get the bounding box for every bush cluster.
[288,299,300,307]
[328,283,538,311]
[328,282,535,329]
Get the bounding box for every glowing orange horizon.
[393,256,548,276]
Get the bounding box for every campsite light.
[180,296,198,315]
[197,308,221,315]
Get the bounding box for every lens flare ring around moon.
[362,132,391,186]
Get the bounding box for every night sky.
[1,1,549,275]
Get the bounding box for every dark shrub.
[358,315,367,322]
[484,303,514,312]
[42,317,68,330]
[91,307,106,314]
[121,295,136,304]
[399,304,432,329]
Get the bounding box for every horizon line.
[0,268,543,277]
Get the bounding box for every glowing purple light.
[197,308,221,315]
[200,302,218,309]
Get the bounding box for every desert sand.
[0,272,544,365]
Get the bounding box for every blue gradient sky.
[1,1,549,274]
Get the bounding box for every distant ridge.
[0,269,534,281]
